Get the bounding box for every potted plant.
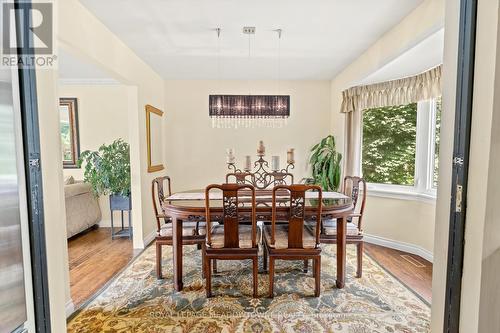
[307,135,343,191]
[78,139,131,210]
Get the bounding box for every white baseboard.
[143,230,156,248]
[364,234,433,263]
[98,219,112,228]
[65,299,75,318]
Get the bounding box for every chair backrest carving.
[343,176,367,230]
[152,176,172,232]
[270,184,323,249]
[205,183,257,249]
[225,171,294,189]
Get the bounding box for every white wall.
[59,84,130,227]
[328,0,444,257]
[164,80,331,191]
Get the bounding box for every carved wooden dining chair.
[152,176,207,279]
[312,176,367,278]
[263,184,323,297]
[204,183,259,298]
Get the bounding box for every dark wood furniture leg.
[252,257,258,298]
[314,257,321,296]
[336,216,347,288]
[156,242,162,279]
[205,254,212,297]
[269,257,275,298]
[303,259,309,273]
[356,242,363,278]
[172,217,183,291]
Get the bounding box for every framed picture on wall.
[145,104,165,173]
[59,98,80,168]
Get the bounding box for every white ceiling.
[79,0,424,80]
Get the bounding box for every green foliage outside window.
[433,98,442,187]
[362,103,417,185]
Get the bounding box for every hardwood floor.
[68,228,432,308]
[68,227,140,308]
[365,243,432,303]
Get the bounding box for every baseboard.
[98,219,112,228]
[363,234,434,263]
[65,299,75,318]
[143,230,156,247]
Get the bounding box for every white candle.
[257,140,265,155]
[287,148,295,164]
[272,156,280,171]
[226,148,235,164]
[245,155,252,171]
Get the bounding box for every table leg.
[172,217,183,291]
[336,216,347,289]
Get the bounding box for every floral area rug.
[67,244,430,333]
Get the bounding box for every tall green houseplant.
[78,139,131,197]
[309,135,342,191]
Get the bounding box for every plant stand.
[110,194,132,239]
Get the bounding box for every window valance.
[340,65,442,114]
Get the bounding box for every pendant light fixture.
[209,27,290,128]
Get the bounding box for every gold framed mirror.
[145,104,164,173]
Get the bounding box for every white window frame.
[361,99,440,203]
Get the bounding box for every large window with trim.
[361,97,441,198]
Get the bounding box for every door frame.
[443,0,477,332]
[14,0,52,331]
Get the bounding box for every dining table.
[162,189,354,292]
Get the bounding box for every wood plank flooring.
[68,227,139,308]
[365,243,432,303]
[68,229,432,308]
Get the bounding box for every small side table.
[110,194,132,239]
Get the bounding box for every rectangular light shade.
[209,95,290,118]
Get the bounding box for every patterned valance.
[340,65,442,113]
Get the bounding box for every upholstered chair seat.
[208,224,254,249]
[264,225,317,249]
[159,221,207,237]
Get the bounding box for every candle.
[287,148,295,164]
[257,140,265,155]
[226,148,235,164]
[245,155,252,171]
[272,156,280,171]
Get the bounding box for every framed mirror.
[59,98,80,168]
[145,104,164,173]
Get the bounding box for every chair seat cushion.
[264,224,317,249]
[317,219,360,236]
[158,221,207,237]
[208,224,254,249]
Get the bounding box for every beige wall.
[36,69,71,332]
[459,0,500,331]
[363,197,436,255]
[57,0,166,250]
[328,0,444,256]
[164,80,331,191]
[430,0,459,330]
[36,0,166,329]
[60,84,130,227]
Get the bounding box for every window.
[361,98,441,199]
[59,98,80,168]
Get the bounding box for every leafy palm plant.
[77,139,131,197]
[309,135,342,191]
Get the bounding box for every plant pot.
[109,194,131,211]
